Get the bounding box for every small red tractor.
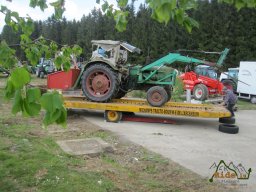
[180,65,224,100]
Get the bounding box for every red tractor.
[180,65,224,100]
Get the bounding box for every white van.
[237,61,256,103]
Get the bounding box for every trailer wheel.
[104,110,122,123]
[219,124,239,134]
[82,64,119,102]
[219,117,235,124]
[147,86,168,107]
[193,84,208,101]
[222,79,236,92]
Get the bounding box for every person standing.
[223,87,237,117]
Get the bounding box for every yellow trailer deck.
[63,95,231,122]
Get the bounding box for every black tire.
[147,86,168,107]
[222,79,236,92]
[193,84,209,101]
[104,110,122,123]
[219,124,239,134]
[219,117,236,124]
[81,64,119,102]
[39,71,45,78]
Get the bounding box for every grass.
[0,121,116,192]
[237,99,256,110]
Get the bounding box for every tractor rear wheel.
[81,64,119,102]
[222,79,236,92]
[193,84,208,101]
[147,86,168,107]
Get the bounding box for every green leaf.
[40,91,66,126]
[72,45,82,56]
[114,11,128,32]
[12,90,23,114]
[235,0,246,10]
[96,0,100,4]
[1,5,8,12]
[10,68,31,89]
[40,91,63,111]
[118,0,128,7]
[50,42,58,52]
[102,1,109,12]
[27,88,41,103]
[184,19,192,33]
[5,11,11,25]
[38,0,48,11]
[29,0,38,8]
[55,107,67,126]
[54,56,63,69]
[5,79,15,99]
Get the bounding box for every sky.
[0,0,144,31]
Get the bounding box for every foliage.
[171,77,185,102]
[0,1,83,126]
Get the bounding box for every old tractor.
[75,40,229,107]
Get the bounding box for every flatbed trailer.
[63,95,231,123]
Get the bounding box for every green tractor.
[75,40,229,107]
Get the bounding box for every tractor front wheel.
[193,84,208,101]
[81,64,119,102]
[147,86,168,107]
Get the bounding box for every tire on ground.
[81,63,119,102]
[219,117,236,124]
[219,124,239,134]
[193,84,209,101]
[147,86,168,107]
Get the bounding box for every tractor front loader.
[75,40,229,107]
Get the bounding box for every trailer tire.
[147,86,168,107]
[219,117,236,124]
[193,84,208,101]
[219,124,239,134]
[82,64,119,102]
[105,110,122,123]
